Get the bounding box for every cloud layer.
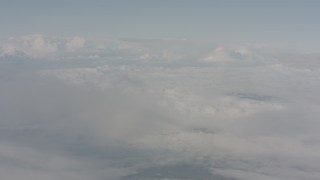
[1,35,320,180]
[1,35,275,64]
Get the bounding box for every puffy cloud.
[0,34,57,58]
[1,36,320,180]
[0,35,92,60]
[65,36,86,52]
[0,35,273,64]
[202,45,260,62]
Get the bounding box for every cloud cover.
[1,35,320,180]
[1,35,274,63]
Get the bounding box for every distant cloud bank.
[1,34,320,180]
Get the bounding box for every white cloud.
[1,36,320,180]
[202,45,260,62]
[0,34,57,58]
[65,36,86,52]
[0,35,274,64]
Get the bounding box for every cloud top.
[65,36,86,52]
[1,35,320,180]
[0,35,272,64]
[0,34,58,58]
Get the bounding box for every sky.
[1,1,320,180]
[1,0,320,49]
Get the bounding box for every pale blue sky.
[1,0,320,48]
